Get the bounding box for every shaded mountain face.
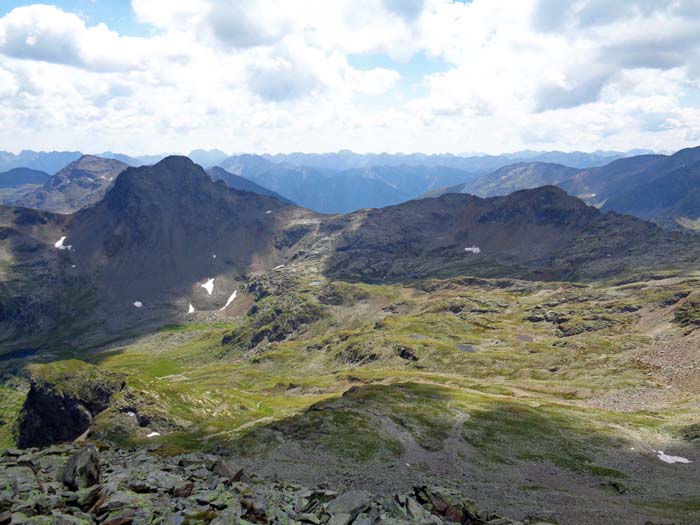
[602,161,700,230]
[0,167,50,188]
[559,147,700,206]
[424,162,580,198]
[207,166,294,205]
[67,157,306,301]
[0,156,312,349]
[0,168,51,207]
[1,159,698,351]
[12,155,128,214]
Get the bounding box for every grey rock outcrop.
[0,444,525,524]
[15,361,125,448]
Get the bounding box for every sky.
[0,0,699,155]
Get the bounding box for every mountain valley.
[0,156,700,524]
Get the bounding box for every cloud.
[247,50,321,101]
[0,0,699,155]
[0,4,146,71]
[0,67,18,97]
[207,1,289,48]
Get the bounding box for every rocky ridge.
[0,444,528,525]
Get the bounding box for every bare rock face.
[15,360,125,448]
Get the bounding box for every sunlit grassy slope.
[3,271,700,521]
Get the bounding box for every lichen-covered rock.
[59,446,100,490]
[15,360,125,448]
[0,444,524,525]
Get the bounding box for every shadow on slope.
[0,157,316,357]
[231,381,700,525]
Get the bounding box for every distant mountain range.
[4,146,700,228]
[427,146,700,232]
[207,166,294,205]
[259,149,639,171]
[0,150,82,174]
[218,155,480,213]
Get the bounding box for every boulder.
[59,446,100,491]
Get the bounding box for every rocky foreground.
[0,444,530,525]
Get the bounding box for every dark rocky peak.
[102,155,215,212]
[444,185,597,226]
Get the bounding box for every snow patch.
[54,236,72,250]
[220,290,238,311]
[146,431,160,438]
[133,301,143,308]
[656,450,692,464]
[265,210,272,214]
[274,264,285,270]
[201,278,214,295]
[188,303,195,314]
[464,246,481,254]
[126,411,136,418]
[212,254,217,259]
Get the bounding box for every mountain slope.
[326,186,697,282]
[0,156,314,349]
[2,160,698,350]
[0,167,50,188]
[207,166,295,205]
[0,168,52,207]
[425,162,581,198]
[560,147,700,205]
[602,161,700,230]
[13,155,128,213]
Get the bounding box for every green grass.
[0,381,27,448]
